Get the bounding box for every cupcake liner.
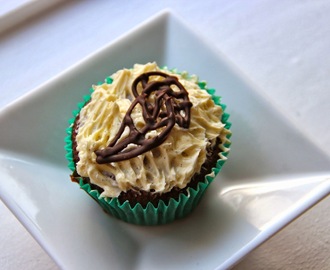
[64,69,231,226]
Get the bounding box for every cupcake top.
[75,62,229,198]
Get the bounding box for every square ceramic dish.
[0,10,329,270]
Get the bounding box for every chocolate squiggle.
[95,71,192,163]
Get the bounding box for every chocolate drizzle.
[95,71,193,164]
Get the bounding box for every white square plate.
[0,10,329,270]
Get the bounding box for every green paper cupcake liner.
[64,67,231,226]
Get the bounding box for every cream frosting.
[75,63,229,198]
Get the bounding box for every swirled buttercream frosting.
[75,62,227,198]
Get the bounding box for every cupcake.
[65,62,231,225]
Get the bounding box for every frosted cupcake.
[65,62,231,225]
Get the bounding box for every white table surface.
[0,1,329,269]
